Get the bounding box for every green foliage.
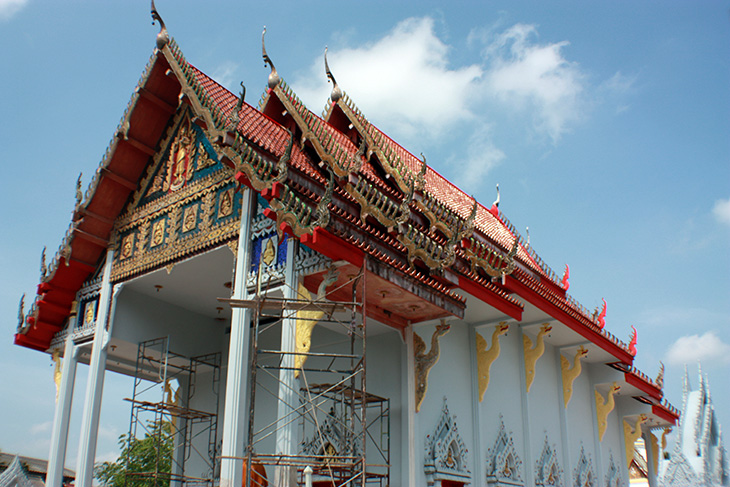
[94,420,173,487]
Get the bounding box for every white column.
[516,328,534,486]
[644,430,657,487]
[75,249,116,487]
[46,336,79,487]
[402,325,416,487]
[220,189,255,487]
[274,237,298,487]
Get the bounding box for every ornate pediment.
[111,108,240,281]
[659,450,699,487]
[485,415,523,486]
[573,445,596,487]
[424,398,471,486]
[301,405,361,460]
[535,434,563,487]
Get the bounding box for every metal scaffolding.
[125,337,221,486]
[227,265,390,486]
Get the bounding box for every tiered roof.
[13,26,676,422]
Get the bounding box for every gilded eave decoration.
[111,108,240,282]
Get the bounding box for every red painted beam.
[504,274,634,364]
[457,275,522,321]
[652,403,679,424]
[624,371,663,401]
[300,227,364,268]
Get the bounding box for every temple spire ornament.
[39,246,47,280]
[262,27,280,90]
[560,264,570,291]
[324,47,342,103]
[593,298,607,329]
[628,325,637,356]
[75,173,83,208]
[227,82,245,131]
[150,0,169,50]
[489,183,500,216]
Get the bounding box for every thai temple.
[14,4,684,487]
[658,367,728,486]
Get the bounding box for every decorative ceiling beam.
[72,228,109,249]
[101,168,138,191]
[136,86,176,114]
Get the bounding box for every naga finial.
[40,246,47,280]
[75,172,83,208]
[416,153,427,191]
[324,47,342,103]
[227,82,245,130]
[150,0,169,50]
[560,264,570,291]
[262,27,280,90]
[18,294,25,328]
[656,361,665,389]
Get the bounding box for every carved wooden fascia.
[220,128,291,192]
[346,173,402,228]
[462,236,518,278]
[337,93,416,195]
[397,222,457,271]
[268,172,333,240]
[164,40,228,135]
[595,381,621,441]
[415,192,476,242]
[272,80,360,178]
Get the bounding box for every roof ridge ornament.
[227,82,245,131]
[490,184,500,217]
[150,0,169,50]
[262,27,280,90]
[324,47,342,103]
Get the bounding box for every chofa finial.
[324,47,342,103]
[40,246,47,280]
[75,172,83,208]
[150,0,169,50]
[262,27,280,90]
[18,294,25,328]
[227,82,245,130]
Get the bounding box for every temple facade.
[15,7,679,487]
[659,367,728,486]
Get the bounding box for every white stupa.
[659,365,728,486]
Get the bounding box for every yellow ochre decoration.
[650,431,659,477]
[52,349,62,402]
[414,321,451,412]
[561,345,588,408]
[294,267,339,378]
[623,414,648,470]
[595,382,621,441]
[523,323,552,393]
[476,322,509,402]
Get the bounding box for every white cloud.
[211,61,239,92]
[0,0,28,21]
[712,197,730,226]
[479,23,585,142]
[450,125,505,192]
[666,331,730,366]
[293,17,482,142]
[30,420,51,435]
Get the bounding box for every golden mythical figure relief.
[121,234,134,259]
[623,414,648,469]
[165,117,195,192]
[182,204,198,233]
[151,219,166,247]
[414,321,451,412]
[595,382,621,441]
[523,323,552,393]
[218,188,234,218]
[561,345,588,408]
[476,322,509,402]
[84,301,96,325]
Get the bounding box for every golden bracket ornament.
[623,414,648,470]
[595,381,621,441]
[561,345,588,408]
[476,322,510,402]
[523,322,552,393]
[414,320,451,413]
[294,266,340,378]
[51,348,62,403]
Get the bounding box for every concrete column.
[220,189,255,487]
[75,249,117,487]
[274,237,298,487]
[46,336,79,487]
[643,430,658,487]
[402,324,416,487]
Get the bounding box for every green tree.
[94,420,173,487]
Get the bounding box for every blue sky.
[0,0,728,469]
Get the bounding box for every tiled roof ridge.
[512,267,632,354]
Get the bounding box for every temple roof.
[13,32,678,423]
